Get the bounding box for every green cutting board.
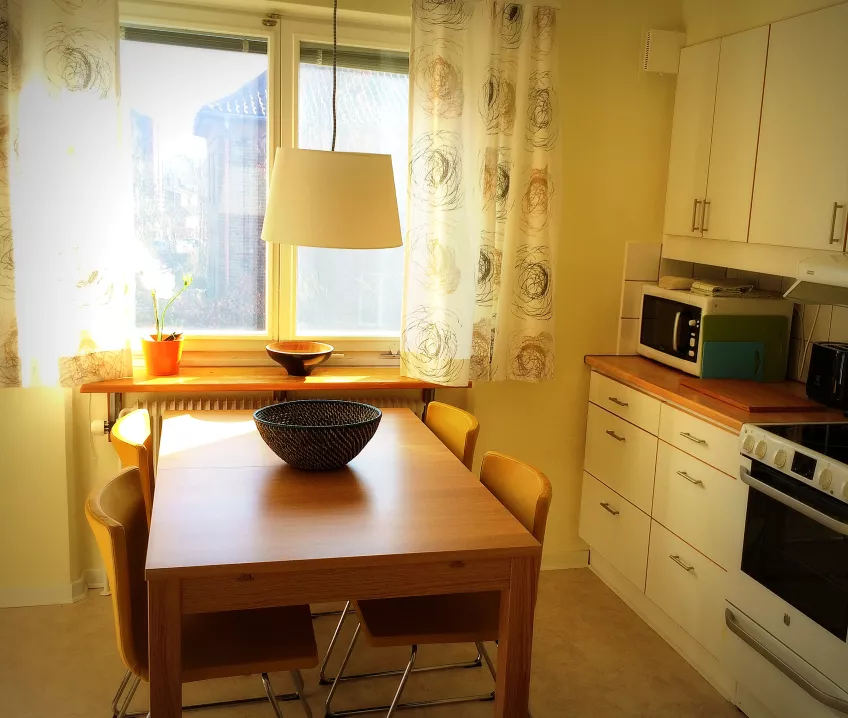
[701,315,789,382]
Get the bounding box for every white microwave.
[637,285,793,377]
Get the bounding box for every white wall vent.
[642,30,686,74]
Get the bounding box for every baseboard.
[83,568,106,590]
[589,551,737,703]
[0,583,74,608]
[541,549,589,571]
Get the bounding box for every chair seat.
[354,592,500,648]
[137,605,318,683]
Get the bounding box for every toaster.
[806,342,848,408]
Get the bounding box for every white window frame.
[120,2,410,361]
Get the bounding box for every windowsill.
[80,365,467,394]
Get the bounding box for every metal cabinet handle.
[605,430,625,442]
[608,396,629,407]
[676,470,704,486]
[600,502,620,516]
[830,202,846,244]
[669,554,695,572]
[701,200,711,232]
[726,608,848,714]
[680,431,706,445]
[691,198,702,233]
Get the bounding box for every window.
[295,43,409,338]
[121,28,270,334]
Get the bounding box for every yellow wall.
[469,0,682,568]
[0,388,77,605]
[683,0,845,43]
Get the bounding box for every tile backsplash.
[616,244,848,383]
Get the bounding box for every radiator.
[126,392,424,461]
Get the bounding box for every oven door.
[639,294,701,363]
[733,461,848,695]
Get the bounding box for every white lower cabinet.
[584,403,658,514]
[645,521,727,659]
[582,371,749,699]
[579,471,650,591]
[652,441,748,570]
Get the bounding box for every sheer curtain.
[401,1,560,386]
[0,0,130,390]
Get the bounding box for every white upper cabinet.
[749,3,848,250]
[663,40,720,238]
[664,28,768,242]
[703,26,769,243]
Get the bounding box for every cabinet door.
[663,40,720,238]
[703,26,769,243]
[749,4,848,249]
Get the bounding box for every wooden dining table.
[146,408,542,717]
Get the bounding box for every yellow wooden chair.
[324,451,552,717]
[86,467,319,718]
[424,401,480,470]
[316,401,482,683]
[110,409,156,526]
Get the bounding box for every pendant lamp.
[261,1,402,249]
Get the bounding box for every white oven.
[726,424,848,717]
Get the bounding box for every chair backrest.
[480,451,552,546]
[425,401,480,470]
[111,409,155,525]
[85,468,150,679]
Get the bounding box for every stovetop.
[761,422,848,465]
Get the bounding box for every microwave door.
[640,295,699,362]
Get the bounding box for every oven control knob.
[755,440,768,459]
[743,435,755,453]
[820,469,833,490]
[774,450,787,468]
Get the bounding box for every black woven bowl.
[254,400,382,471]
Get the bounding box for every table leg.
[149,579,182,717]
[495,557,536,718]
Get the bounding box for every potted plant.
[141,275,193,376]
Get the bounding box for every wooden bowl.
[266,341,334,376]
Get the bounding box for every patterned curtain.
[0,0,130,389]
[401,1,559,386]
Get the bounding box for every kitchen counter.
[585,355,846,432]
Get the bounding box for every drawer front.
[589,372,661,435]
[584,403,658,514]
[646,520,726,658]
[580,472,651,591]
[653,442,748,569]
[659,404,739,477]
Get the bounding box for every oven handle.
[725,608,848,714]
[740,467,848,537]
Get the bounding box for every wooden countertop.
[80,366,459,394]
[585,355,846,431]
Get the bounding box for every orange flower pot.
[141,335,184,376]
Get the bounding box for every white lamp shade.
[261,147,403,249]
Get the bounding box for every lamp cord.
[331,0,338,151]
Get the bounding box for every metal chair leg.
[114,674,141,718]
[318,600,352,684]
[111,669,133,717]
[261,672,285,718]
[325,622,362,717]
[109,668,304,717]
[292,669,313,718]
[477,641,497,681]
[320,603,482,686]
[385,646,417,718]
